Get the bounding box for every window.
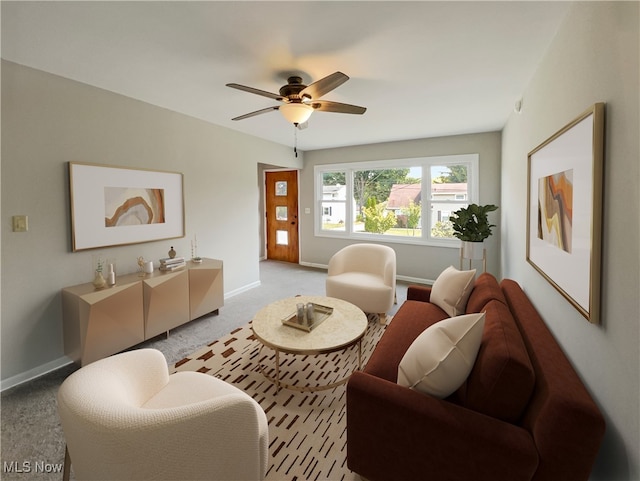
[320,172,347,231]
[314,154,479,246]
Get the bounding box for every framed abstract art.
[69,162,185,251]
[526,103,605,324]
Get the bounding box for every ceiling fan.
[226,71,366,127]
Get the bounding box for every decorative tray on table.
[281,303,333,332]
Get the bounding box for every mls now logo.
[3,461,64,474]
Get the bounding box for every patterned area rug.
[172,315,388,481]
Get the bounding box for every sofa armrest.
[406,284,432,302]
[346,372,538,481]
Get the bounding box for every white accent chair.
[326,243,397,323]
[57,348,269,481]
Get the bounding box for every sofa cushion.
[430,266,477,316]
[466,272,507,313]
[397,313,485,398]
[364,300,448,382]
[450,300,535,423]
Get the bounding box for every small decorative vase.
[137,256,146,277]
[191,236,198,261]
[93,271,107,290]
[168,246,176,259]
[144,260,154,274]
[106,264,116,287]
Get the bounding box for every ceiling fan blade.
[311,100,366,115]
[231,106,280,121]
[300,71,349,100]
[226,83,284,101]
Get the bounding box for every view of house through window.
[321,172,347,231]
[316,155,478,245]
[430,164,469,238]
[352,167,422,236]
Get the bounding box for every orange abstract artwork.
[104,187,165,227]
[537,170,573,253]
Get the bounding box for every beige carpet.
[172,316,388,481]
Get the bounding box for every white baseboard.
[1,356,73,393]
[397,274,435,285]
[299,261,329,270]
[299,261,434,286]
[224,280,261,299]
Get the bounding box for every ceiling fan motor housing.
[279,76,307,101]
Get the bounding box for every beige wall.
[299,132,502,282]
[0,61,300,385]
[501,3,639,479]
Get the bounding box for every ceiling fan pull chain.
[293,124,298,158]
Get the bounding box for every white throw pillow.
[397,312,486,398]
[430,266,476,316]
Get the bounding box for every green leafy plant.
[363,197,396,234]
[450,204,499,242]
[432,220,454,238]
[401,201,422,235]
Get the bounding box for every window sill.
[314,230,460,249]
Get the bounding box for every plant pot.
[461,241,485,260]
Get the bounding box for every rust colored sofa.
[347,273,605,481]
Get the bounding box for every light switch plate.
[12,215,28,232]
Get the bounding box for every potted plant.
[450,203,499,259]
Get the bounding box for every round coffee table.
[252,295,367,392]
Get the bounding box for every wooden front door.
[265,170,299,263]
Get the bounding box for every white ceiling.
[1,1,571,151]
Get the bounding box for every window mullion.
[346,169,353,234]
[420,162,428,241]
[425,160,434,241]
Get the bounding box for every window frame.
[314,154,480,247]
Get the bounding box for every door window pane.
[276,230,288,245]
[276,206,287,221]
[275,181,287,196]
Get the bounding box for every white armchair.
[326,243,396,323]
[57,348,268,481]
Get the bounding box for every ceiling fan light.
[279,103,313,124]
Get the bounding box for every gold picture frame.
[69,162,185,251]
[526,103,605,324]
